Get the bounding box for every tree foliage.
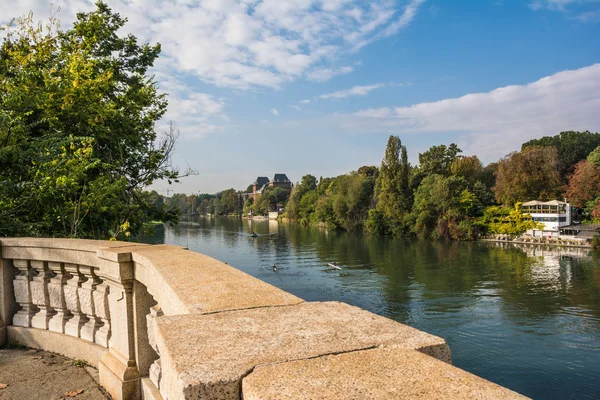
[0,2,183,239]
[522,131,600,180]
[367,136,411,235]
[564,160,600,208]
[493,146,562,206]
[479,204,542,236]
[418,143,461,177]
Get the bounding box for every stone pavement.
[0,348,109,400]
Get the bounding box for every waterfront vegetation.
[162,130,600,241]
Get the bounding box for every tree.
[522,131,600,180]
[493,147,561,206]
[479,203,542,236]
[408,174,485,240]
[418,144,462,177]
[564,160,600,208]
[368,136,411,235]
[0,2,185,239]
[450,155,483,184]
[286,175,317,221]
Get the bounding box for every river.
[142,217,600,399]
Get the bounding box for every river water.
[142,217,600,399]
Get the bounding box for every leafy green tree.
[418,144,462,177]
[368,136,411,235]
[479,203,542,235]
[0,2,184,239]
[493,146,561,206]
[450,155,483,184]
[286,175,318,221]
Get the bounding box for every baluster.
[30,261,56,330]
[93,278,111,347]
[79,266,102,342]
[12,260,37,327]
[147,305,164,391]
[64,264,88,337]
[47,262,73,333]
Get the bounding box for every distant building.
[522,200,572,237]
[249,174,292,200]
[249,176,270,200]
[269,174,292,190]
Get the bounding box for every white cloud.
[528,0,600,20]
[299,99,311,104]
[306,66,354,82]
[529,0,578,11]
[292,105,302,111]
[1,1,424,91]
[346,64,600,160]
[320,83,385,99]
[271,108,279,116]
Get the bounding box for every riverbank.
[481,237,592,249]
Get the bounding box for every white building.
[522,200,572,237]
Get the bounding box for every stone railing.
[0,238,528,399]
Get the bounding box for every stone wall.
[0,238,528,400]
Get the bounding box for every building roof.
[272,174,290,183]
[254,177,269,186]
[522,200,567,206]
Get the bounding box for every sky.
[1,0,600,194]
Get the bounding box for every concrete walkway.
[0,348,109,400]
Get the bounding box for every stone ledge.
[154,301,450,400]
[129,245,303,316]
[243,347,529,400]
[7,326,108,366]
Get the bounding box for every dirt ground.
[0,347,109,400]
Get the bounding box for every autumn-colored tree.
[563,160,600,208]
[493,146,562,205]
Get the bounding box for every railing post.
[64,264,88,338]
[0,245,18,347]
[12,260,37,328]
[47,262,73,334]
[30,261,57,330]
[96,249,141,400]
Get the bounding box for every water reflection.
[140,217,600,400]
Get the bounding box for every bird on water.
[272,263,277,272]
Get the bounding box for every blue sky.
[2,0,600,194]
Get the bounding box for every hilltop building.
[249,174,291,200]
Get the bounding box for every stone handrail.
[0,238,528,399]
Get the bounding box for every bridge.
[0,238,526,399]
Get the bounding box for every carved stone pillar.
[47,262,73,333]
[30,261,57,330]
[93,280,111,347]
[12,260,37,327]
[64,264,88,337]
[100,280,141,400]
[79,266,102,343]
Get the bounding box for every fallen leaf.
[64,389,84,397]
[0,383,8,389]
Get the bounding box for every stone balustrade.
[0,238,528,400]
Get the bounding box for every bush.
[592,234,600,250]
